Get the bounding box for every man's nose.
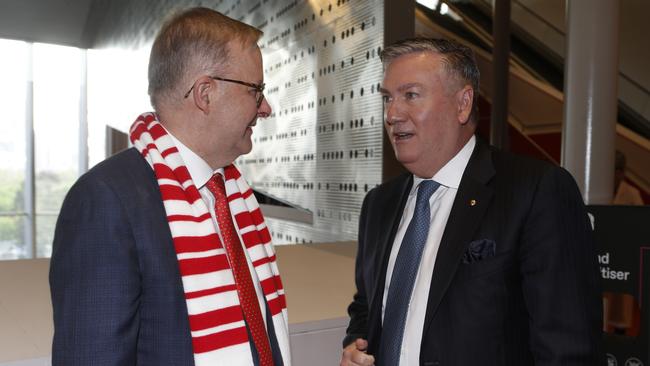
[385,100,404,125]
[258,96,272,118]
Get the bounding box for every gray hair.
[381,37,480,122]
[148,7,263,110]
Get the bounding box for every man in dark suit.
[340,38,602,366]
[50,8,290,366]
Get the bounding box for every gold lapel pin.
[470,199,477,206]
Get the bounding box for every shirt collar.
[164,126,223,189]
[412,135,476,194]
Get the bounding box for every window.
[0,39,29,259]
[0,39,86,259]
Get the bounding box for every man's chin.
[394,150,418,166]
[239,140,253,156]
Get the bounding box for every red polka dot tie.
[206,174,274,366]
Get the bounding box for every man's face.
[201,42,271,166]
[381,52,474,178]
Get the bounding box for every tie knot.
[206,173,226,199]
[416,180,440,205]
[212,173,225,186]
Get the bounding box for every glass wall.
[33,43,82,257]
[0,39,29,259]
[0,39,84,259]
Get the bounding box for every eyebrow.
[397,82,423,92]
[379,83,423,95]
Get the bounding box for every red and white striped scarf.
[129,112,290,366]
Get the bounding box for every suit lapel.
[367,174,412,351]
[422,139,495,336]
[373,174,413,289]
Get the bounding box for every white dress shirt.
[381,136,476,366]
[167,130,268,327]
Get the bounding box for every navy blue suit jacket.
[50,148,283,366]
[50,148,194,365]
[344,139,603,365]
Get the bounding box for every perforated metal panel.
[230,0,385,244]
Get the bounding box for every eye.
[381,95,392,104]
[405,91,418,100]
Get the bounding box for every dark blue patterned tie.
[379,180,440,366]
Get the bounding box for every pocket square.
[462,239,496,264]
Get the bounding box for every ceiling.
[0,0,97,48]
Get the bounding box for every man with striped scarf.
[50,8,290,366]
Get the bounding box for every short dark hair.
[148,7,262,109]
[381,37,480,122]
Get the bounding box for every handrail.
[513,0,564,36]
[620,72,650,98]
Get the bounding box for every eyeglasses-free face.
[184,76,266,108]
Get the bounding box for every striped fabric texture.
[129,112,290,366]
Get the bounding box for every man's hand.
[340,338,375,366]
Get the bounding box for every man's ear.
[192,77,213,114]
[456,85,473,125]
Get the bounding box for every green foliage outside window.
[0,169,25,259]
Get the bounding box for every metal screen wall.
[234,0,385,244]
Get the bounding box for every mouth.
[393,131,414,141]
[244,122,256,137]
[246,118,257,133]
